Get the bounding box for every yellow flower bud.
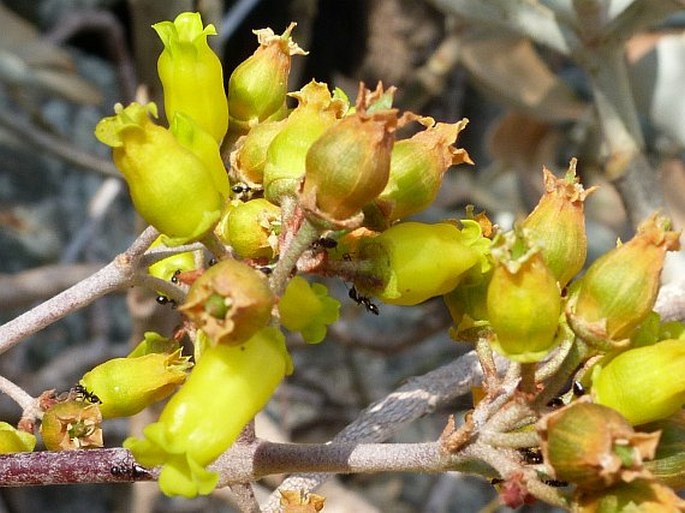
[179,259,276,345]
[263,80,346,204]
[80,349,191,419]
[358,220,489,306]
[124,327,292,497]
[300,85,398,225]
[538,401,659,490]
[152,12,228,143]
[522,159,596,288]
[571,213,681,343]
[373,118,472,223]
[486,230,562,362]
[95,102,225,245]
[40,399,103,450]
[216,198,281,260]
[0,422,36,453]
[592,339,685,425]
[227,23,306,137]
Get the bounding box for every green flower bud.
[300,86,398,226]
[263,80,346,204]
[372,118,472,223]
[179,259,275,345]
[229,118,287,187]
[80,349,191,419]
[40,399,103,450]
[592,339,685,425]
[358,220,489,306]
[570,214,681,344]
[95,102,224,245]
[124,327,292,497]
[0,422,36,453]
[170,113,229,199]
[227,23,306,137]
[522,159,596,288]
[486,230,562,362]
[538,401,659,490]
[278,276,340,344]
[216,198,281,259]
[152,12,228,143]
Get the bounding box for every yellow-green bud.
[227,23,306,136]
[300,86,398,226]
[147,235,196,291]
[373,118,472,223]
[573,478,685,512]
[40,399,103,450]
[216,198,281,259]
[124,327,292,497]
[80,349,191,419]
[522,159,596,288]
[170,112,229,200]
[278,276,340,343]
[152,12,228,143]
[179,259,275,345]
[538,401,659,490]
[486,230,562,363]
[443,268,492,337]
[358,220,489,306]
[0,422,36,453]
[571,213,681,343]
[263,80,346,204]
[229,118,287,187]
[592,339,685,425]
[95,102,224,245]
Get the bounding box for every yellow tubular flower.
[358,220,490,306]
[592,339,685,425]
[124,327,293,498]
[80,349,191,419]
[152,12,228,143]
[95,102,224,245]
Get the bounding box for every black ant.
[171,269,181,284]
[572,380,586,397]
[349,286,379,315]
[519,447,543,465]
[155,295,177,308]
[312,237,338,249]
[72,384,101,404]
[231,183,251,195]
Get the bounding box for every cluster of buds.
[62,7,685,508]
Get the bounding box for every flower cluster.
[12,10,682,511]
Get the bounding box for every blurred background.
[0,0,684,512]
